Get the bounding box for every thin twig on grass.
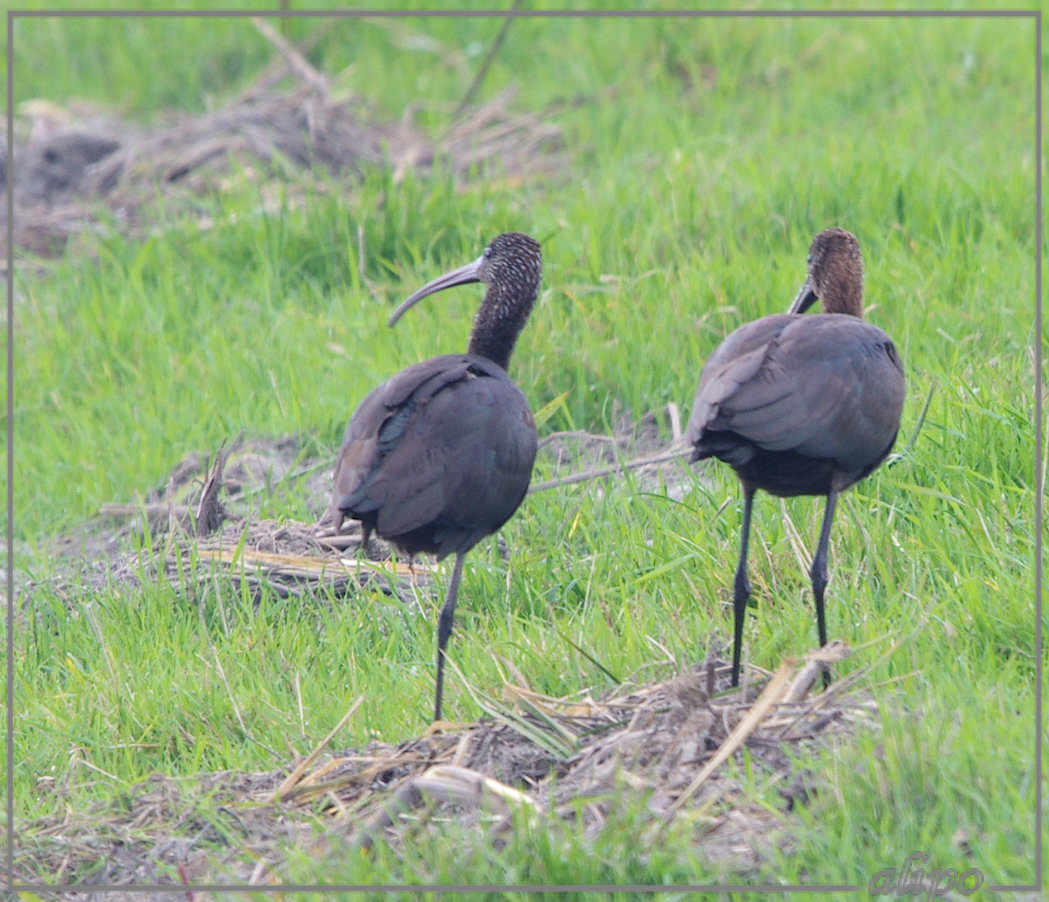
[666,643,852,817]
[898,381,934,458]
[273,695,365,801]
[197,609,250,741]
[781,640,850,704]
[537,429,617,450]
[668,661,795,814]
[251,17,329,96]
[451,0,525,120]
[528,446,693,494]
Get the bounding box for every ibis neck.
[821,284,864,317]
[467,285,535,371]
[819,264,864,317]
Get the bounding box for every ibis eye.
[483,246,493,258]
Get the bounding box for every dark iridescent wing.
[333,354,537,554]
[689,315,904,479]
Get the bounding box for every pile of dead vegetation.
[13,643,872,890]
[4,17,564,264]
[40,408,692,607]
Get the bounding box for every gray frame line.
[4,6,1042,895]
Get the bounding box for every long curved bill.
[788,274,818,314]
[388,254,485,327]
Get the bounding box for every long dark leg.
[433,552,466,721]
[731,485,756,687]
[810,489,838,689]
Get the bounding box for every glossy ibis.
[331,233,542,721]
[686,228,905,687]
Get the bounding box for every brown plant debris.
[14,645,875,890]
[38,407,691,607]
[5,28,563,264]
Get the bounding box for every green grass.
[8,7,1041,892]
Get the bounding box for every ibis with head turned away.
[686,228,905,687]
[330,233,542,722]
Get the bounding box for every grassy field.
[8,5,1042,893]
